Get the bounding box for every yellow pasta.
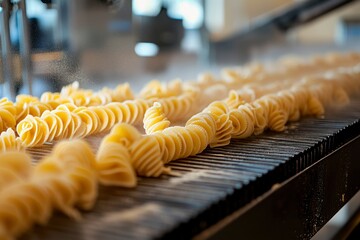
[106,99,152,125]
[185,112,217,142]
[143,102,170,134]
[100,83,135,102]
[0,181,52,240]
[202,101,233,147]
[157,89,198,122]
[16,116,50,146]
[42,81,135,107]
[15,95,53,122]
[51,140,98,210]
[96,142,136,187]
[224,90,246,110]
[140,79,183,99]
[0,151,32,192]
[129,134,171,177]
[0,98,16,132]
[253,97,288,132]
[229,104,255,139]
[0,128,23,152]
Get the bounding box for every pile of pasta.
[0,52,360,239]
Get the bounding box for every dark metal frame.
[196,135,360,239]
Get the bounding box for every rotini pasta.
[140,79,183,99]
[15,95,53,122]
[50,140,98,210]
[0,151,32,192]
[157,89,198,122]
[143,102,170,134]
[0,98,16,132]
[229,104,255,139]
[0,128,23,152]
[96,142,136,187]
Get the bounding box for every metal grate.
[22,98,360,240]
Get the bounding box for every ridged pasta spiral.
[16,116,50,146]
[41,106,84,140]
[0,98,16,132]
[129,134,171,177]
[253,96,288,132]
[202,101,233,147]
[157,89,198,122]
[32,160,82,220]
[224,90,246,110]
[96,142,136,187]
[42,82,135,107]
[103,123,170,177]
[106,99,152,125]
[148,112,217,164]
[0,129,23,152]
[140,80,183,99]
[50,140,98,210]
[15,95,53,122]
[229,104,255,139]
[100,83,134,102]
[0,151,32,192]
[185,112,217,145]
[0,181,52,240]
[143,102,170,134]
[97,125,137,186]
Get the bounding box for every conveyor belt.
[22,99,360,240]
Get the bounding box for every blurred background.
[0,0,360,98]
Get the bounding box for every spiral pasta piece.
[96,142,136,187]
[16,116,50,146]
[100,83,135,102]
[106,99,151,125]
[186,112,217,143]
[307,95,325,117]
[253,97,288,132]
[157,89,197,121]
[0,151,32,192]
[229,104,255,139]
[129,134,171,177]
[143,102,170,134]
[50,140,98,210]
[0,98,16,132]
[15,95,53,122]
[140,79,183,99]
[0,181,52,240]
[224,90,246,110]
[202,101,233,147]
[0,128,23,152]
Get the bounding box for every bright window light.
[133,0,161,16]
[134,42,159,57]
[168,0,203,29]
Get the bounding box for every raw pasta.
[0,98,16,132]
[143,102,170,134]
[0,140,98,240]
[102,123,170,177]
[0,128,23,152]
[96,142,136,187]
[140,79,183,99]
[0,151,32,192]
[15,95,53,122]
